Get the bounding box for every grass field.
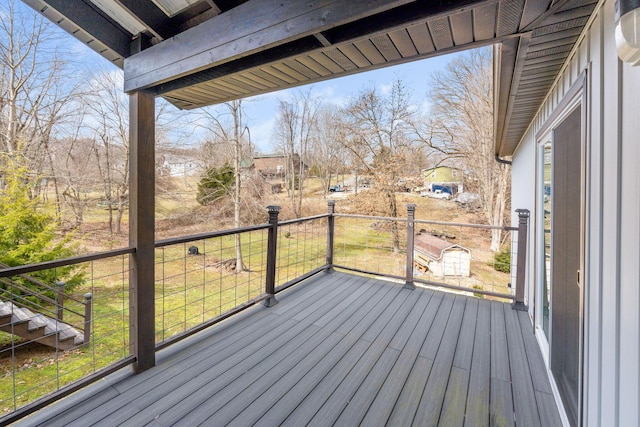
[1,176,510,415]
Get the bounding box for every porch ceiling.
[23,1,597,140]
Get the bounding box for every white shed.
[414,234,471,277]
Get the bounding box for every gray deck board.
[465,298,492,427]
[414,295,466,426]
[18,272,562,427]
[504,304,542,426]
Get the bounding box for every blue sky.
[22,1,461,153]
[238,55,460,152]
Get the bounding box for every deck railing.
[0,202,528,423]
[331,205,526,303]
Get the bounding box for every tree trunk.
[232,101,244,273]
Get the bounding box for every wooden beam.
[117,0,173,40]
[123,0,413,92]
[23,0,132,58]
[129,90,156,373]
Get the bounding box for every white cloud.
[379,82,394,95]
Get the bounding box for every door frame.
[534,70,587,426]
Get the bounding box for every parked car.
[431,189,451,199]
[328,184,344,192]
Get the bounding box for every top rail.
[155,223,271,248]
[0,247,135,278]
[335,213,517,231]
[335,213,408,222]
[277,213,330,226]
[414,218,518,231]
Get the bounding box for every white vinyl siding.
[510,1,640,425]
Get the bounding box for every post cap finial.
[515,208,530,219]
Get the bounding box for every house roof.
[253,153,288,159]
[422,166,463,173]
[414,233,470,261]
[21,0,598,114]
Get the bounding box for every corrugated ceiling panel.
[230,74,271,90]
[388,29,418,58]
[209,78,245,96]
[240,71,280,88]
[307,52,344,74]
[473,3,497,40]
[371,34,402,61]
[532,16,590,36]
[337,44,372,68]
[294,56,333,76]
[249,68,288,86]
[260,65,300,84]
[323,48,358,70]
[283,60,320,79]
[450,10,474,45]
[270,63,309,82]
[528,36,580,53]
[428,17,454,50]
[526,44,573,59]
[224,75,264,92]
[407,22,435,54]
[521,64,563,76]
[497,0,525,36]
[352,40,386,65]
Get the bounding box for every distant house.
[253,153,306,178]
[422,166,464,194]
[159,148,200,177]
[414,233,471,277]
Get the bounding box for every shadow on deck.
[18,271,561,426]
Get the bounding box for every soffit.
[494,0,598,156]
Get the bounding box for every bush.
[196,163,234,205]
[493,247,511,273]
[472,284,484,299]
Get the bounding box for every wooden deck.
[18,272,561,426]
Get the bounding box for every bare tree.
[274,89,320,217]
[196,100,261,272]
[307,106,347,196]
[414,48,510,251]
[85,70,130,234]
[0,0,81,202]
[341,79,414,251]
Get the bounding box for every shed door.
[551,106,581,426]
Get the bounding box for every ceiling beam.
[24,0,132,57]
[123,0,414,92]
[117,0,173,40]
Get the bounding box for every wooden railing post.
[264,205,280,307]
[55,280,65,321]
[83,293,92,345]
[326,200,336,273]
[404,204,417,289]
[513,209,530,311]
[128,88,156,373]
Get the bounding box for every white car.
[426,189,451,200]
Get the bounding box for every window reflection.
[542,142,552,337]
